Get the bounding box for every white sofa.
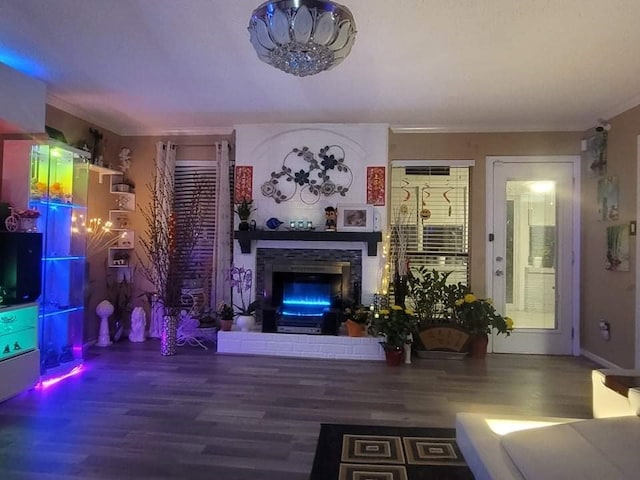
[456,369,640,480]
[592,368,640,418]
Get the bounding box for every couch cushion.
[501,416,640,480]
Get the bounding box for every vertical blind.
[173,160,218,314]
[390,163,470,286]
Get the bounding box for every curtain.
[213,141,232,310]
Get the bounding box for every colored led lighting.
[36,364,83,389]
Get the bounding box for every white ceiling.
[2,0,640,136]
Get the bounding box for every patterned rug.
[310,424,475,480]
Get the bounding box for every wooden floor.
[0,340,600,480]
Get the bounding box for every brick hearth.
[217,331,385,361]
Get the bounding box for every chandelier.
[248,0,357,77]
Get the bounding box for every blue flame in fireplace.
[281,282,331,317]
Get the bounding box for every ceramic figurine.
[129,307,147,343]
[325,206,337,231]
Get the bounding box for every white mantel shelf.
[217,331,385,361]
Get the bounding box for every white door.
[487,156,579,354]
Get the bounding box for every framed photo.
[337,204,373,232]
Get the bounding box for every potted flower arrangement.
[453,293,514,357]
[226,265,260,331]
[343,304,370,337]
[217,302,234,331]
[369,305,419,366]
[234,198,255,231]
[406,266,470,354]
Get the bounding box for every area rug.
[310,424,474,480]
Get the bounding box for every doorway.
[486,156,580,355]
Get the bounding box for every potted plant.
[343,304,370,337]
[113,147,135,193]
[369,305,419,366]
[406,267,470,354]
[217,303,234,331]
[226,265,260,331]
[234,198,255,231]
[453,293,514,358]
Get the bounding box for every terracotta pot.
[383,345,405,366]
[345,319,365,337]
[220,319,233,331]
[467,333,489,358]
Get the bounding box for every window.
[172,160,218,313]
[390,161,471,286]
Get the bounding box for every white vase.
[236,315,255,332]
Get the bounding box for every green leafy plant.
[453,294,514,336]
[344,304,371,325]
[217,302,234,320]
[369,305,419,348]
[407,267,469,328]
[234,198,255,221]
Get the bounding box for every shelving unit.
[89,166,136,268]
[1,139,90,380]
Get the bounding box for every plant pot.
[383,345,404,366]
[238,221,250,231]
[236,314,255,332]
[219,318,233,331]
[345,319,365,337]
[467,333,489,358]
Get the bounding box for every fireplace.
[257,249,362,335]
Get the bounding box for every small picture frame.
[337,204,374,232]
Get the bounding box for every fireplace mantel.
[234,230,382,256]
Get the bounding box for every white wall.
[234,123,389,305]
[0,63,46,134]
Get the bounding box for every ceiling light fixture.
[247,0,356,77]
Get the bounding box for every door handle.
[495,269,504,276]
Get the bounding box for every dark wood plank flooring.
[0,340,600,479]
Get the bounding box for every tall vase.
[160,315,177,356]
[393,273,408,308]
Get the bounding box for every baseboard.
[580,348,622,369]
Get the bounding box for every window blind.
[172,160,218,314]
[390,164,470,286]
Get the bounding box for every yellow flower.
[391,305,403,310]
[404,308,415,315]
[506,317,514,329]
[486,298,493,305]
[464,293,477,303]
[455,298,464,306]
[379,309,390,315]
